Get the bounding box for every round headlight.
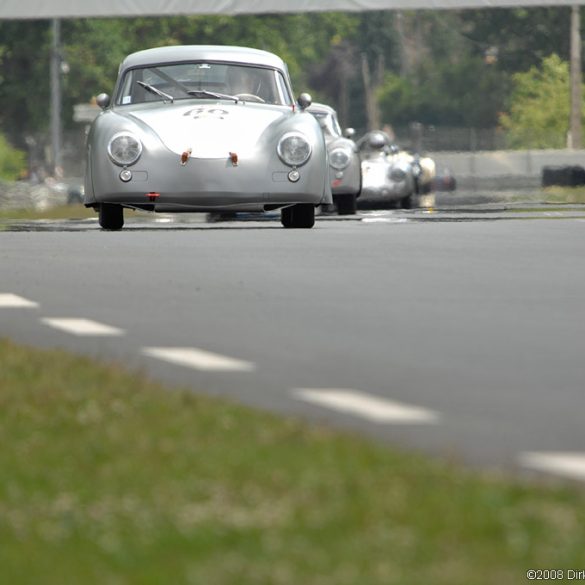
[107,132,142,166]
[277,132,311,167]
[329,147,351,170]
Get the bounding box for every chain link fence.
[386,124,569,154]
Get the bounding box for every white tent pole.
[570,5,582,148]
[50,18,62,175]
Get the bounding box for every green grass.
[542,186,585,204]
[1,338,585,584]
[0,204,96,221]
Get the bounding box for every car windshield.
[117,62,292,106]
[312,112,342,138]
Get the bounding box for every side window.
[331,114,343,137]
[118,69,151,105]
[275,72,292,105]
[119,71,135,105]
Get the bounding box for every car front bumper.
[86,150,332,210]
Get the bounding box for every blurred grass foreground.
[1,338,585,584]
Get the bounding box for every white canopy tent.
[1,0,585,19]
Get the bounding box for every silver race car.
[307,103,361,215]
[357,131,416,209]
[84,45,332,229]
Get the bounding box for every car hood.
[125,102,290,158]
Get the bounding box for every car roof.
[119,45,287,73]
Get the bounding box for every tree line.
[0,7,580,177]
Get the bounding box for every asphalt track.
[1,197,585,482]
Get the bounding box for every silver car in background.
[84,45,332,229]
[357,131,416,209]
[307,103,361,215]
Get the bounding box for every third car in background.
[357,130,436,209]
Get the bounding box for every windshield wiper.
[137,81,174,103]
[187,90,239,103]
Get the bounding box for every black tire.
[336,193,357,215]
[401,195,413,209]
[542,165,585,187]
[280,204,315,229]
[99,203,124,230]
[281,206,294,228]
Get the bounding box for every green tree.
[0,21,52,146]
[0,133,26,180]
[368,7,574,135]
[499,54,580,149]
[377,53,508,129]
[459,7,572,73]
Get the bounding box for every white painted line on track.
[293,388,440,424]
[42,318,124,336]
[0,293,39,308]
[519,452,585,482]
[361,217,409,224]
[143,347,255,372]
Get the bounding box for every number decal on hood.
[183,107,229,120]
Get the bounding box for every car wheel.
[401,195,413,209]
[281,206,294,228]
[336,193,357,215]
[281,204,315,229]
[99,203,124,230]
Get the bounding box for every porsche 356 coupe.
[84,45,332,229]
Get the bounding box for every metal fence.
[327,123,570,155]
[389,125,561,154]
[398,125,510,153]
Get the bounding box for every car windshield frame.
[115,61,293,107]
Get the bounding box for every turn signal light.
[180,148,192,166]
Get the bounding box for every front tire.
[281,204,315,229]
[99,203,124,230]
[335,193,357,215]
